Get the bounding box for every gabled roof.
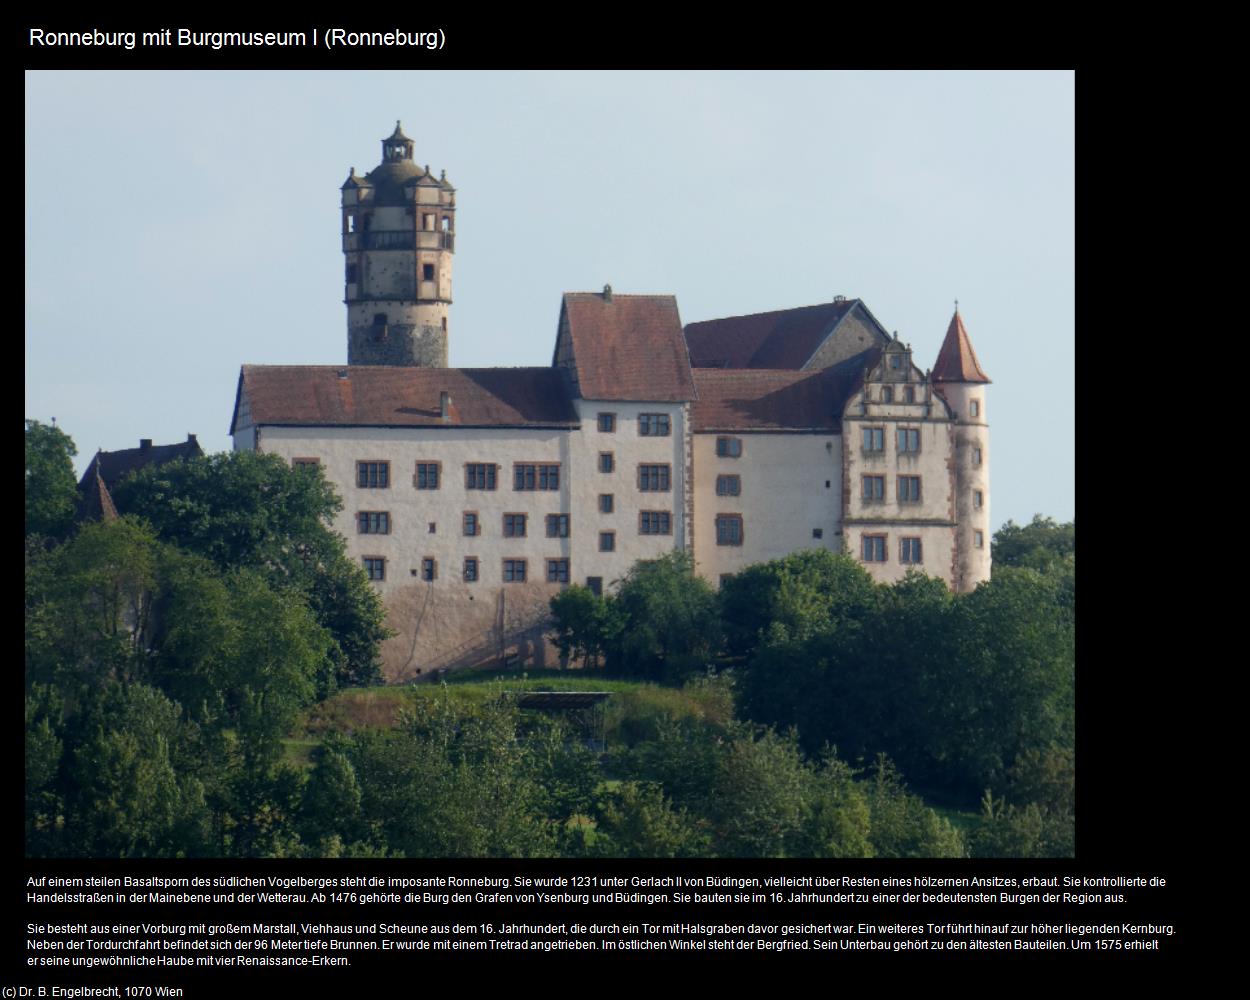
[232,365,579,432]
[78,435,204,493]
[690,348,881,432]
[684,299,888,370]
[931,310,991,383]
[554,291,696,402]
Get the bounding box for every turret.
[342,122,455,366]
[931,305,991,590]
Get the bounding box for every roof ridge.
[686,300,855,326]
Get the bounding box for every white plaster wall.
[934,382,991,589]
[239,411,688,675]
[691,432,842,583]
[843,384,961,588]
[567,399,689,590]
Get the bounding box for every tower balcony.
[342,230,454,252]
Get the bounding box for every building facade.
[229,125,992,679]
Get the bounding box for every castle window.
[813,528,823,539]
[897,428,920,453]
[973,447,983,466]
[428,522,436,534]
[363,557,386,581]
[503,513,527,538]
[465,464,497,490]
[599,531,616,553]
[599,452,615,474]
[716,437,742,458]
[463,557,479,582]
[903,386,915,403]
[970,400,981,417]
[638,464,671,492]
[900,537,923,564]
[898,476,922,503]
[598,413,616,432]
[345,263,358,283]
[347,213,357,233]
[716,514,743,546]
[415,462,440,489]
[441,216,451,232]
[639,511,672,535]
[716,475,741,497]
[357,462,389,488]
[974,530,985,548]
[862,535,887,562]
[463,512,480,536]
[358,511,390,534]
[514,463,560,491]
[421,558,437,581]
[503,559,527,583]
[881,386,894,403]
[890,354,903,369]
[973,490,984,510]
[862,475,885,502]
[547,559,570,584]
[293,457,320,470]
[862,427,884,453]
[586,577,603,597]
[546,514,570,538]
[423,213,435,231]
[638,413,671,436]
[599,494,614,514]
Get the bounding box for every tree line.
[26,419,1073,857]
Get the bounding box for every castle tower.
[931,306,991,590]
[341,122,455,367]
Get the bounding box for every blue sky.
[25,70,1074,531]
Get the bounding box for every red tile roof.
[684,300,860,369]
[78,435,204,492]
[931,310,990,383]
[556,292,696,401]
[232,366,579,432]
[690,349,880,432]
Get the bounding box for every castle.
[229,123,992,679]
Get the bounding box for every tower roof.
[931,309,991,383]
[385,120,412,144]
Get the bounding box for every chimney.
[603,283,613,302]
[140,438,152,452]
[187,433,198,447]
[440,391,451,422]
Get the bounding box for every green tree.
[863,756,965,858]
[607,551,721,681]
[549,584,623,668]
[586,782,710,858]
[720,550,877,661]
[992,514,1075,572]
[25,419,79,541]
[112,451,389,688]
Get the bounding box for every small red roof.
[556,293,696,401]
[931,310,990,383]
[233,365,579,432]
